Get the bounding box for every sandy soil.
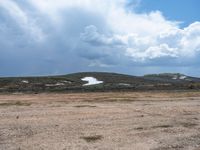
[1,91,200,150]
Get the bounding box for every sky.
[0,0,200,77]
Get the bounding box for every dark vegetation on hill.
[0,72,200,93]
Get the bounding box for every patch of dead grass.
[80,135,103,142]
[0,101,31,107]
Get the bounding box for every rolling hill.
[0,72,200,93]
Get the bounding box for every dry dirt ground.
[1,91,200,150]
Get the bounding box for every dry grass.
[0,101,31,106]
[74,105,97,108]
[80,135,103,143]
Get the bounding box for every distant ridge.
[0,72,200,93]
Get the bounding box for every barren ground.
[1,91,200,150]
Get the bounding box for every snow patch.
[21,80,29,84]
[172,76,178,80]
[118,83,131,86]
[172,75,187,80]
[81,77,103,86]
[45,83,65,87]
[62,81,72,84]
[179,76,187,80]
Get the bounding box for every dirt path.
[1,91,200,150]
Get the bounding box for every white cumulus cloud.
[80,21,200,61]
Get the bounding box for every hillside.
[0,72,200,93]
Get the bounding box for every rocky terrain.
[1,91,200,150]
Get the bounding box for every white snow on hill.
[21,80,29,84]
[81,77,103,86]
[172,75,187,80]
[45,83,65,87]
[179,75,187,80]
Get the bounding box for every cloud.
[0,0,200,76]
[0,0,45,42]
[127,44,178,61]
[80,25,125,47]
[80,21,200,62]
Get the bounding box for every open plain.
[1,91,200,150]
